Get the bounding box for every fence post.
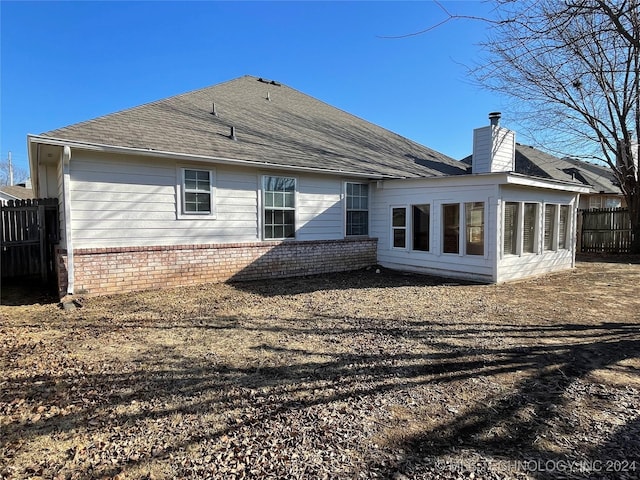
[38,201,47,282]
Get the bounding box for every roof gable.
[41,75,467,179]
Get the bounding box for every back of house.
[27,75,588,296]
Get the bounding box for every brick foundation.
[55,238,378,297]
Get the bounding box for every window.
[346,183,369,236]
[442,204,460,254]
[179,167,215,217]
[605,197,622,208]
[412,204,430,251]
[503,202,519,255]
[392,207,407,248]
[465,202,485,255]
[588,196,602,209]
[263,176,295,239]
[559,205,570,249]
[544,204,556,251]
[523,203,537,253]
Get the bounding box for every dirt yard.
[1,259,639,479]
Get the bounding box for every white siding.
[297,176,343,240]
[372,178,498,282]
[472,126,515,174]
[67,152,349,248]
[69,152,259,248]
[497,185,578,282]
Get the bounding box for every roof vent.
[230,126,237,141]
[266,92,271,101]
[211,102,218,116]
[257,77,281,87]
[489,111,501,126]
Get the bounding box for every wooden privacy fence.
[579,207,632,253]
[1,198,59,281]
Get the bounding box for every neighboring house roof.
[462,144,622,195]
[560,156,622,195]
[0,185,34,201]
[39,75,467,179]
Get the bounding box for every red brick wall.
[56,238,377,297]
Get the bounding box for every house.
[0,181,34,205]
[515,145,624,210]
[27,75,589,297]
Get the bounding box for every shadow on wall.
[225,237,379,289]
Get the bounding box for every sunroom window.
[503,202,519,255]
[442,203,460,254]
[465,202,484,256]
[412,204,430,251]
[544,204,557,251]
[559,205,570,249]
[523,203,537,253]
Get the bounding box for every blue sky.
[1,1,508,177]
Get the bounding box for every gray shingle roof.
[514,144,621,194]
[41,75,467,179]
[461,143,621,194]
[0,185,34,200]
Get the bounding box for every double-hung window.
[391,207,407,248]
[263,176,296,239]
[346,183,369,236]
[178,167,215,218]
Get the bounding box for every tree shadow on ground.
[2,312,638,479]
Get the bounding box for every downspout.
[62,146,74,294]
[572,196,580,269]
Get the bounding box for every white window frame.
[464,201,485,256]
[176,166,216,219]
[503,201,520,257]
[442,202,461,255]
[543,203,558,251]
[262,175,297,240]
[344,182,369,237]
[522,202,539,254]
[411,203,431,252]
[558,204,571,250]
[390,206,408,250]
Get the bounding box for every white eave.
[27,134,389,180]
[502,172,591,193]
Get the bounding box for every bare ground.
[1,259,639,479]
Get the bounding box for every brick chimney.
[472,112,515,174]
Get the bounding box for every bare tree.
[0,155,29,186]
[472,0,640,252]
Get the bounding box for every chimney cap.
[488,111,501,126]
